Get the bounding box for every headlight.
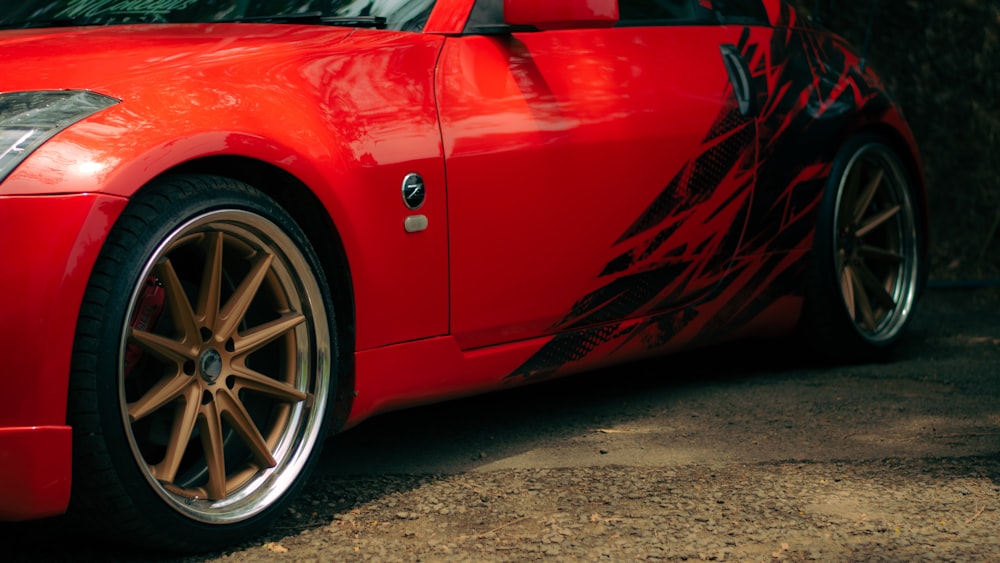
[0,90,120,183]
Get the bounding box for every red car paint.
[0,0,924,522]
[0,193,128,518]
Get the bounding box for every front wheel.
[802,135,925,361]
[69,175,336,550]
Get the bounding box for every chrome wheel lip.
[118,209,330,525]
[832,143,920,345]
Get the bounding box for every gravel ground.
[218,459,1000,562]
[4,287,998,561]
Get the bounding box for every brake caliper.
[124,276,165,377]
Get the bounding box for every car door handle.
[720,44,756,117]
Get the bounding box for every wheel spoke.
[198,400,228,500]
[195,232,224,331]
[860,244,902,263]
[154,258,200,345]
[232,365,308,403]
[235,312,305,355]
[150,385,201,483]
[852,168,884,225]
[129,327,198,365]
[216,252,275,340]
[217,390,277,469]
[856,205,900,238]
[840,264,856,321]
[854,260,897,310]
[840,163,863,232]
[850,266,878,331]
[128,371,196,423]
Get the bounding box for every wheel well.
[855,123,926,196]
[166,156,356,433]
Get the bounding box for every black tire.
[68,175,336,551]
[802,134,925,361]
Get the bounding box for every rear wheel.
[69,175,335,550]
[803,135,924,360]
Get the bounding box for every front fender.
[3,30,449,351]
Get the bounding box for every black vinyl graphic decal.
[506,11,892,382]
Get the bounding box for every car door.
[438,0,759,350]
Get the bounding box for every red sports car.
[0,0,927,550]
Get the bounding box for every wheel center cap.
[199,348,223,384]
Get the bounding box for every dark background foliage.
[790,0,1000,280]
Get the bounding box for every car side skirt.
[346,275,804,427]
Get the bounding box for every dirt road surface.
[4,287,998,561]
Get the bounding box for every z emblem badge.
[401,173,425,210]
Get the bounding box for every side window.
[618,0,699,23]
[463,0,508,34]
[714,0,769,25]
[463,0,724,33]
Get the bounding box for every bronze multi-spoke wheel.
[833,142,920,342]
[804,135,925,359]
[69,175,336,550]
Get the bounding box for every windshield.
[0,0,436,31]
